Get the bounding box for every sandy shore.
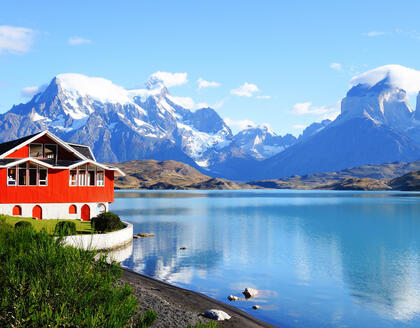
[120,268,277,328]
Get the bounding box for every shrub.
[91,211,124,233]
[54,221,77,236]
[0,221,138,327]
[14,221,32,229]
[133,309,157,328]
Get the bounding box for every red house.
[0,131,124,221]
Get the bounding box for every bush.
[91,211,124,233]
[14,221,32,229]
[54,221,77,236]
[133,309,157,328]
[0,221,138,327]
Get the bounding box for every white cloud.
[230,82,259,97]
[197,78,220,89]
[0,25,35,54]
[21,84,47,98]
[224,118,257,132]
[68,37,92,45]
[293,124,307,130]
[257,95,271,99]
[323,111,340,121]
[168,95,195,109]
[330,62,342,71]
[350,64,420,95]
[167,94,224,111]
[290,101,340,116]
[148,71,188,88]
[363,31,386,37]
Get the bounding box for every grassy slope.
[0,214,93,234]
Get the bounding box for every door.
[81,204,90,221]
[32,205,42,220]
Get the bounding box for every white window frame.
[96,169,105,186]
[7,167,17,186]
[8,163,48,187]
[69,169,78,186]
[39,167,48,186]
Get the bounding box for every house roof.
[0,132,43,157]
[67,143,96,161]
[0,131,125,176]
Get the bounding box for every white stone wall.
[62,222,133,251]
[0,202,109,220]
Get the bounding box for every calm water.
[111,190,420,328]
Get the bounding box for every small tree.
[54,221,77,236]
[91,212,123,233]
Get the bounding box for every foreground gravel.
[120,268,276,328]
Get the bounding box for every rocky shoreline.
[120,268,276,328]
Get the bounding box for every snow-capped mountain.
[227,124,296,159]
[0,73,292,177]
[257,65,420,179]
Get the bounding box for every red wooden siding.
[6,145,29,158]
[0,169,114,204]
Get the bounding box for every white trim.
[68,160,125,177]
[0,131,87,161]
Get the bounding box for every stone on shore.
[243,288,258,298]
[204,309,231,321]
[137,232,155,237]
[228,295,239,301]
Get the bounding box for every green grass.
[0,219,139,327]
[0,214,93,235]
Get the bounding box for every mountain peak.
[54,73,133,104]
[350,65,420,95]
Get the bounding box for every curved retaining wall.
[62,221,133,251]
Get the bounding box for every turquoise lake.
[111,190,420,327]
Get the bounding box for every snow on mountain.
[0,73,292,177]
[255,65,420,180]
[228,124,296,159]
[350,65,420,95]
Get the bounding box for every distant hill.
[249,160,420,190]
[111,159,420,191]
[389,171,420,191]
[111,160,251,190]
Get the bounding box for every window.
[29,144,43,158]
[88,168,96,186]
[69,205,77,214]
[97,203,106,214]
[7,168,16,186]
[39,168,48,186]
[69,170,77,186]
[79,167,86,186]
[29,164,37,186]
[18,163,27,186]
[44,144,57,159]
[97,170,104,186]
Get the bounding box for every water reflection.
[114,190,420,327]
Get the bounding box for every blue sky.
[1,0,420,136]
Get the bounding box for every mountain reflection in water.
[113,190,420,328]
